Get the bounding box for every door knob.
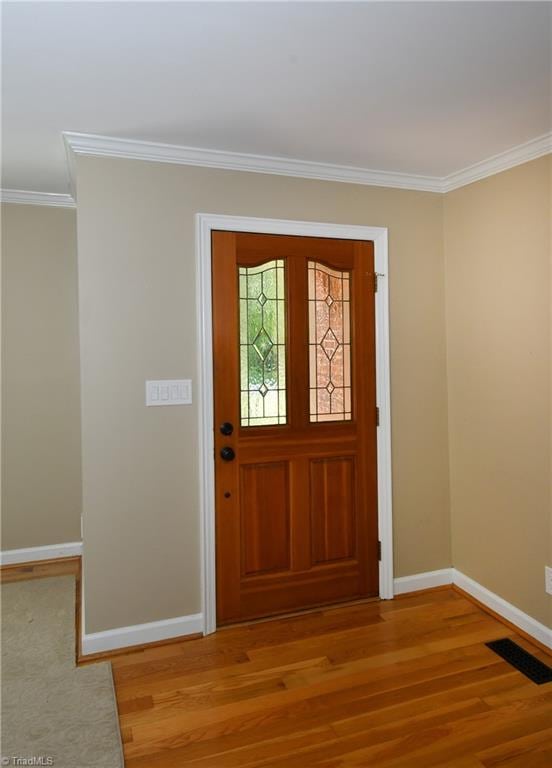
[220,446,235,462]
[220,422,234,436]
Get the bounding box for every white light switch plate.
[146,379,192,406]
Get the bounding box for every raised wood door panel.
[213,231,378,625]
[240,461,291,576]
[310,456,356,564]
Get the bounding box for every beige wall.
[75,155,451,633]
[4,153,549,635]
[444,156,552,628]
[1,203,81,549]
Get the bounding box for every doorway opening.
[196,215,392,633]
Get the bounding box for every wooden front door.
[212,231,378,625]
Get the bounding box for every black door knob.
[220,422,234,436]
[220,446,235,462]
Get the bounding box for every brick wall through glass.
[308,261,352,422]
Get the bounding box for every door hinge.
[377,541,382,561]
[374,272,384,293]
[376,406,380,427]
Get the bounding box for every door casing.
[196,214,393,635]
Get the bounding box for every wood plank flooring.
[110,589,552,767]
[3,561,550,765]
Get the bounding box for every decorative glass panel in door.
[239,259,286,426]
[308,261,352,421]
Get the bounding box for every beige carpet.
[1,576,124,768]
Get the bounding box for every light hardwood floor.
[110,589,552,768]
[3,561,551,766]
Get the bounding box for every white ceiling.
[2,1,551,195]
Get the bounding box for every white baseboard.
[4,548,548,654]
[0,541,82,566]
[393,568,453,595]
[452,569,552,650]
[81,613,204,656]
[394,567,552,650]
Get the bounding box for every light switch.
[146,380,192,406]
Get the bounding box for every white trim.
[63,131,441,192]
[443,133,552,192]
[196,216,217,638]
[0,541,82,566]
[63,131,78,202]
[373,261,393,599]
[196,214,393,635]
[62,130,552,197]
[452,569,552,650]
[4,131,548,206]
[393,568,453,595]
[0,188,75,208]
[81,613,203,656]
[394,567,552,650]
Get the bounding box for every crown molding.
[6,130,551,206]
[442,132,552,193]
[63,129,552,195]
[62,131,443,193]
[0,188,75,208]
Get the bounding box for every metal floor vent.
[486,638,552,685]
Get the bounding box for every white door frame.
[196,213,393,635]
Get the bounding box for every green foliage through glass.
[239,260,287,426]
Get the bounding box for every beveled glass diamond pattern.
[253,328,273,361]
[308,261,352,423]
[239,259,287,427]
[321,328,339,360]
